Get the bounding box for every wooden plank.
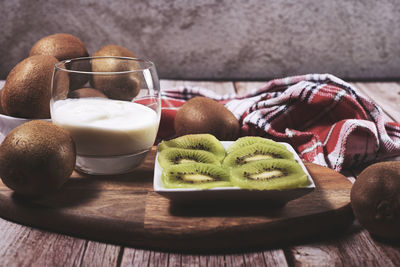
[289,228,398,266]
[350,82,400,264]
[233,81,399,266]
[0,218,86,266]
[165,252,181,267]
[141,162,353,251]
[120,248,170,267]
[337,230,396,266]
[224,254,246,267]
[120,80,239,266]
[243,252,267,266]
[160,80,252,264]
[128,80,285,265]
[288,162,399,266]
[121,250,288,267]
[290,244,343,266]
[79,242,120,267]
[199,254,226,267]
[373,239,400,265]
[181,254,201,266]
[160,80,237,95]
[263,250,289,267]
[226,250,289,267]
[149,251,170,266]
[1,80,398,265]
[0,218,121,267]
[349,82,394,123]
[234,81,266,95]
[353,82,400,122]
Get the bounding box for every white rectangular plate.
[153,141,315,205]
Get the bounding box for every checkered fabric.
[158,74,400,172]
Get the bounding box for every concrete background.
[0,0,399,81]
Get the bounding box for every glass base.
[75,149,150,175]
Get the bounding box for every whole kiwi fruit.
[30,33,90,89]
[351,161,400,240]
[68,88,108,99]
[1,55,60,119]
[174,96,240,140]
[30,33,89,61]
[93,44,137,58]
[91,45,140,100]
[0,120,76,195]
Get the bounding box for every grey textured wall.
[1,0,399,80]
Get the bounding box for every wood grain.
[79,242,121,267]
[161,80,236,96]
[1,81,400,266]
[234,81,267,95]
[0,146,353,253]
[353,82,400,122]
[0,219,86,266]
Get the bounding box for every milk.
[51,98,160,157]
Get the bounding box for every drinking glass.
[50,56,161,175]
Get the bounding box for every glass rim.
[54,56,156,75]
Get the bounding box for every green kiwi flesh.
[158,148,220,169]
[223,143,294,168]
[226,136,286,154]
[230,159,309,190]
[162,163,231,189]
[158,134,225,161]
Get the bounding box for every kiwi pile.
[1,33,140,119]
[158,134,310,190]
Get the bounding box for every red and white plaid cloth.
[157,74,400,172]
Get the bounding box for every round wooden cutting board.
[0,147,353,252]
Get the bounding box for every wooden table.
[1,80,400,266]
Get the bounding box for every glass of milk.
[50,57,161,175]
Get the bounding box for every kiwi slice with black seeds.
[226,136,286,154]
[162,163,231,189]
[158,148,220,169]
[223,143,294,168]
[230,159,309,190]
[158,134,226,161]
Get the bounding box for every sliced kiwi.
[158,134,226,161]
[158,148,220,169]
[162,163,231,189]
[226,136,286,154]
[223,143,294,168]
[230,159,309,190]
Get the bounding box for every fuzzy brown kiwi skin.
[0,120,76,196]
[93,44,137,58]
[30,33,89,61]
[30,33,90,90]
[350,161,400,240]
[0,89,4,115]
[174,96,240,141]
[1,55,60,119]
[91,45,140,101]
[68,88,108,99]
